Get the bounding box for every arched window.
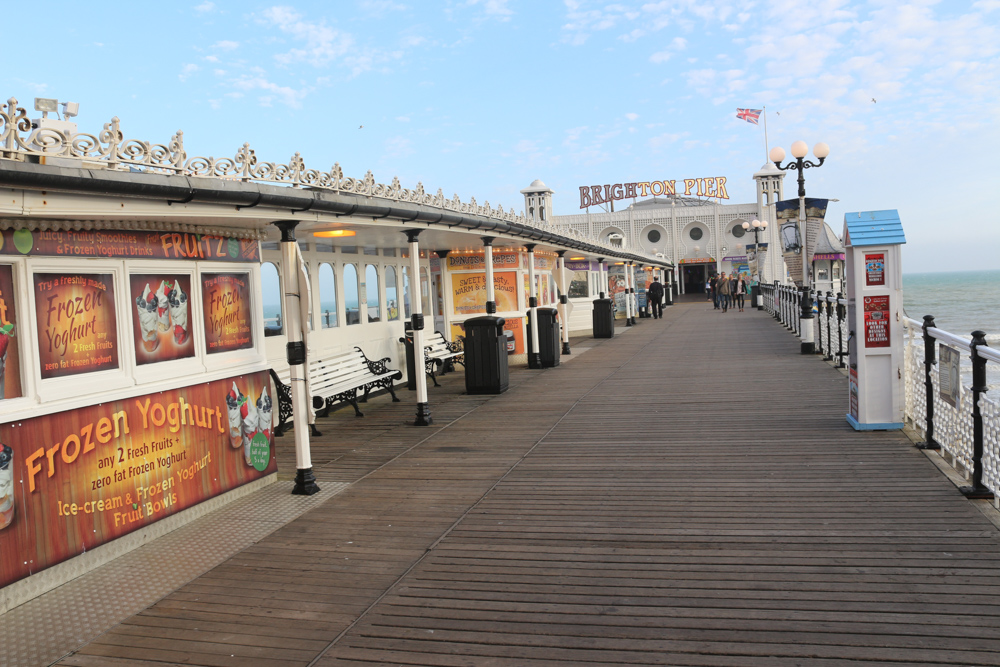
[261,262,282,336]
[366,264,381,322]
[318,262,338,328]
[344,263,360,325]
[385,266,399,321]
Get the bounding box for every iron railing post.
[960,331,992,499]
[916,315,939,450]
[824,292,834,361]
[773,282,780,321]
[835,292,846,368]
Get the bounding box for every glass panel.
[318,262,338,328]
[366,264,381,322]
[341,246,357,254]
[833,265,841,279]
[363,247,378,256]
[385,266,399,321]
[403,266,411,318]
[420,267,430,316]
[689,227,703,241]
[568,270,589,298]
[344,264,360,325]
[261,262,283,336]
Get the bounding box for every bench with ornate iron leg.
[423,331,464,387]
[271,346,402,435]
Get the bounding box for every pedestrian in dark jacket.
[647,278,664,319]
[710,275,719,309]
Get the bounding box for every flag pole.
[763,106,770,163]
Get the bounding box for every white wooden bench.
[270,346,402,435]
[423,331,464,387]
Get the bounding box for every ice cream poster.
[130,274,194,366]
[0,265,22,399]
[33,273,119,379]
[0,371,276,588]
[201,272,253,354]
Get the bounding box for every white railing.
[902,317,999,499]
[0,96,629,257]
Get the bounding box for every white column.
[624,262,633,326]
[557,253,570,354]
[527,244,541,368]
[275,221,318,496]
[406,230,432,425]
[483,237,496,314]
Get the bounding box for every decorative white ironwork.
[0,97,643,258]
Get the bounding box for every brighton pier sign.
[579,177,729,209]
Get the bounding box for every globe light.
[790,140,809,159]
[761,220,768,228]
[813,142,830,159]
[742,221,750,230]
[769,146,786,163]
[752,219,761,228]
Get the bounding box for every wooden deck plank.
[56,304,1000,666]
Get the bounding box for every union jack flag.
[736,108,762,125]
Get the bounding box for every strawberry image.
[0,323,13,359]
[240,396,248,419]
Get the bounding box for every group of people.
[706,272,748,313]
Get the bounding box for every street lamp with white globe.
[741,218,768,309]
[769,140,830,354]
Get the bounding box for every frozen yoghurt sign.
[34,273,119,379]
[0,266,22,399]
[0,371,275,589]
[0,229,260,262]
[202,273,253,354]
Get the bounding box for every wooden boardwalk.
[58,301,1000,666]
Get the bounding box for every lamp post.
[769,140,830,354]
[741,218,768,310]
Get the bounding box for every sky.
[7,0,1000,272]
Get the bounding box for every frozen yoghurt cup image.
[226,382,244,448]
[167,282,189,345]
[135,285,159,353]
[242,394,258,466]
[155,280,171,332]
[0,443,14,530]
[256,386,273,441]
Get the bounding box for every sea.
[903,269,1000,392]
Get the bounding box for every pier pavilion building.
[532,161,791,295]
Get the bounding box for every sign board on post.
[843,210,906,431]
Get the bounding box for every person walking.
[710,274,719,309]
[717,272,732,313]
[647,277,664,319]
[733,274,747,312]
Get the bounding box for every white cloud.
[213,40,239,50]
[179,63,199,82]
[204,55,219,63]
[261,6,355,66]
[396,116,410,122]
[194,1,215,13]
[466,0,513,20]
[625,112,639,121]
[385,136,414,157]
[359,0,406,16]
[232,73,309,108]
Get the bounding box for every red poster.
[130,274,195,365]
[0,229,259,262]
[0,266,22,399]
[865,253,885,286]
[863,295,890,348]
[202,273,254,354]
[0,371,275,588]
[34,273,119,379]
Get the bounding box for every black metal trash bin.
[592,297,614,338]
[399,322,419,390]
[463,316,509,395]
[527,307,560,368]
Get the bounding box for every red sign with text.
[865,253,885,286]
[863,295,890,348]
[0,371,275,588]
[34,273,120,379]
[202,273,254,354]
[0,229,259,262]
